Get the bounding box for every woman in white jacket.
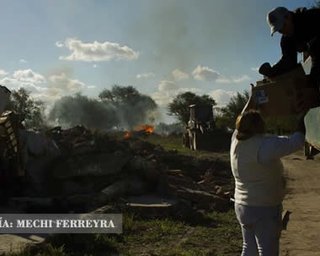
[230,110,305,256]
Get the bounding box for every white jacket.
[230,130,304,206]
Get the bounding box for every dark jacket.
[270,7,320,84]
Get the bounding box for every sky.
[0,0,316,123]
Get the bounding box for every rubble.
[4,125,233,220]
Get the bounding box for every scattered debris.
[1,125,233,221]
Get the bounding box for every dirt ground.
[280,150,320,256]
[0,205,46,254]
[0,234,45,254]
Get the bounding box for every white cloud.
[216,74,251,84]
[58,38,139,62]
[234,75,251,83]
[0,77,22,90]
[251,67,259,72]
[0,69,92,104]
[55,41,64,48]
[209,89,236,106]
[192,65,220,81]
[152,80,178,106]
[179,87,202,94]
[13,69,46,84]
[136,72,155,79]
[172,69,189,81]
[43,72,93,102]
[48,72,86,93]
[152,80,202,106]
[0,69,8,77]
[0,69,47,96]
[19,59,27,63]
[158,80,178,92]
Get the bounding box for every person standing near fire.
[259,6,320,88]
[230,110,305,255]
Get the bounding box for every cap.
[267,7,289,36]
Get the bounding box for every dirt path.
[280,151,320,256]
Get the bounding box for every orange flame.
[124,131,132,139]
[135,124,154,134]
[123,124,154,139]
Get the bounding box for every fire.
[135,124,154,134]
[123,124,154,139]
[124,131,132,139]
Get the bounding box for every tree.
[99,85,157,128]
[49,85,158,130]
[168,92,216,125]
[49,93,118,129]
[99,85,140,104]
[218,91,250,129]
[8,88,45,129]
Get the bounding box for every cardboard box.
[251,65,320,117]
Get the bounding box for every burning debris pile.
[123,124,155,139]
[8,125,233,220]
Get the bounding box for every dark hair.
[235,110,265,140]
